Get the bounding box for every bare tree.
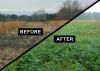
[56,0,83,20]
[72,0,82,16]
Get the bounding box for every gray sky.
[0,0,97,14]
[86,1,100,13]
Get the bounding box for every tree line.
[77,12,100,20]
[0,13,56,21]
[0,0,83,22]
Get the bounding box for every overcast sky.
[0,0,96,11]
[86,1,100,13]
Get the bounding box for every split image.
[1,0,100,71]
[0,0,98,69]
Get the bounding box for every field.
[0,20,66,69]
[2,20,100,71]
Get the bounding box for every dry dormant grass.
[0,20,66,35]
[0,47,28,68]
[0,21,26,33]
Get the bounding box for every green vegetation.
[2,20,100,71]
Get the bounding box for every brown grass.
[0,20,66,35]
[0,21,26,33]
[0,47,28,68]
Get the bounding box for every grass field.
[2,20,100,71]
[0,20,66,68]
